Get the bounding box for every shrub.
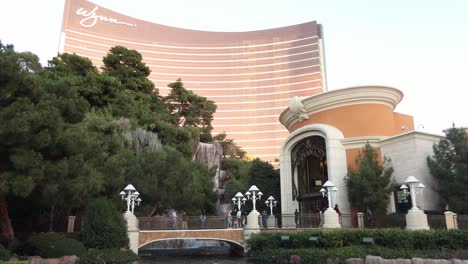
[81,198,129,249]
[247,246,461,264]
[247,229,468,252]
[0,244,11,261]
[25,233,86,258]
[79,248,137,264]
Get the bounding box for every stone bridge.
[137,228,246,256]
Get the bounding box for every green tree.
[222,159,252,201]
[0,42,220,240]
[102,46,154,94]
[214,133,246,159]
[346,144,394,218]
[246,158,281,213]
[81,198,129,249]
[427,125,468,213]
[164,79,217,142]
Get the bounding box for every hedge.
[79,248,137,264]
[24,233,86,258]
[247,246,464,264]
[247,229,468,252]
[0,244,10,261]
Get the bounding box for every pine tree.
[427,125,468,213]
[346,144,394,218]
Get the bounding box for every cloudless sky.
[1,0,467,134]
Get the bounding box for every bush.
[247,229,468,252]
[0,244,11,261]
[81,198,129,249]
[24,233,86,258]
[247,246,461,264]
[79,248,137,264]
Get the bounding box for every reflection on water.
[138,256,251,264]
[139,238,249,262]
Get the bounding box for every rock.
[450,259,468,264]
[59,255,79,264]
[383,259,411,264]
[366,256,383,264]
[413,259,453,264]
[28,256,44,264]
[346,258,364,264]
[290,255,301,264]
[327,257,339,264]
[46,258,60,264]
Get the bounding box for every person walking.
[261,210,268,228]
[227,210,233,228]
[334,204,341,215]
[294,209,300,228]
[181,210,188,229]
[171,209,177,229]
[199,211,207,228]
[237,210,242,228]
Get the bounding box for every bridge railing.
[259,213,352,228]
[138,216,227,230]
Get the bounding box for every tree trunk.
[0,194,15,240]
[49,204,55,232]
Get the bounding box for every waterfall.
[143,239,229,249]
[123,127,162,154]
[192,142,223,191]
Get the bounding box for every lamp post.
[265,196,277,215]
[319,181,341,228]
[401,176,429,230]
[245,185,263,212]
[320,181,337,210]
[232,192,247,211]
[403,176,420,210]
[120,184,141,254]
[244,185,263,232]
[120,184,141,214]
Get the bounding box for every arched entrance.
[291,136,328,214]
[280,124,349,221]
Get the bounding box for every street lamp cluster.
[400,176,429,230]
[120,184,142,214]
[232,185,277,213]
[320,180,338,210]
[231,185,277,229]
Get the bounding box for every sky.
[1,0,467,135]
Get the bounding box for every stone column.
[357,213,364,229]
[244,210,260,240]
[444,211,457,229]
[322,208,341,229]
[67,216,76,233]
[405,209,429,230]
[124,213,139,254]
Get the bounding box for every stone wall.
[345,256,468,264]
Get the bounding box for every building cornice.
[280,86,404,130]
[340,136,388,149]
[379,130,444,146]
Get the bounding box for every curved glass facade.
[61,0,327,162]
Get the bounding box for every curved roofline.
[65,0,321,46]
[87,0,318,35]
[280,85,404,129]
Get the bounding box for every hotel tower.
[60,0,327,162]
